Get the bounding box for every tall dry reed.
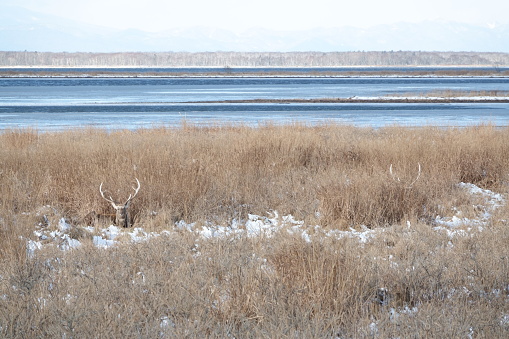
[1,124,509,337]
[1,124,508,228]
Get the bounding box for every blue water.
[1,75,508,130]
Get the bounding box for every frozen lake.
[1,75,509,130]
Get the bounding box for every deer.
[99,178,140,228]
[389,163,421,188]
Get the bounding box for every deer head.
[389,163,421,189]
[99,178,140,228]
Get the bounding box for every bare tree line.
[1,51,509,67]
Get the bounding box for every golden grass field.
[1,123,509,337]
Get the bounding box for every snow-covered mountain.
[1,4,508,52]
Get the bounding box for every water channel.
[1,74,508,130]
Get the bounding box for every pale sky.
[6,0,509,33]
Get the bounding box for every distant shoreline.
[1,71,509,78]
[1,62,509,78]
[2,51,509,68]
[186,97,509,104]
[1,65,507,69]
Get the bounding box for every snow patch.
[93,235,115,249]
[433,182,505,238]
[25,182,506,256]
[58,217,71,232]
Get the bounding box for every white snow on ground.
[433,182,505,238]
[26,182,505,254]
[23,182,508,335]
[28,210,386,254]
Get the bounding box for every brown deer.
[99,178,140,228]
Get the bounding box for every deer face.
[111,202,131,228]
[99,178,140,228]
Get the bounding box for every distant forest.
[1,51,509,67]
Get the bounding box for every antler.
[125,178,141,205]
[389,163,421,188]
[99,178,141,228]
[99,182,119,208]
[99,178,140,205]
[389,164,400,182]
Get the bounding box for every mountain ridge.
[1,4,508,53]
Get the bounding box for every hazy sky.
[7,0,509,32]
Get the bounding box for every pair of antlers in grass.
[389,163,421,188]
[96,164,419,227]
[99,178,140,228]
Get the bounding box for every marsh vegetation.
[1,124,509,337]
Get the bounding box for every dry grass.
[388,89,509,98]
[1,123,509,337]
